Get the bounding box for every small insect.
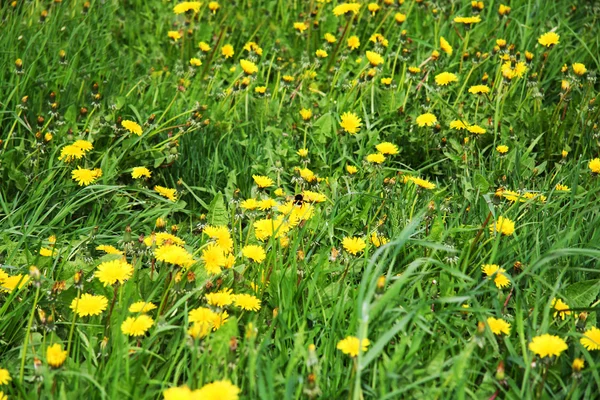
[294,193,304,206]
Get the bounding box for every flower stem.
[19,286,40,382]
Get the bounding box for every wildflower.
[129,301,157,313]
[95,259,134,286]
[365,51,384,67]
[381,77,392,85]
[0,274,30,292]
[72,167,100,186]
[450,120,468,130]
[150,232,185,247]
[482,264,511,289]
[315,49,328,58]
[496,145,509,154]
[367,2,380,15]
[337,336,370,357]
[208,1,219,13]
[204,225,234,253]
[376,142,399,155]
[252,175,274,188]
[297,148,309,157]
[0,369,11,385]
[202,244,227,274]
[155,244,195,267]
[572,358,585,372]
[454,16,482,25]
[122,120,142,135]
[589,158,600,174]
[416,113,437,127]
[297,167,316,182]
[240,59,258,75]
[346,165,358,174]
[347,36,360,50]
[294,22,308,32]
[70,294,108,317]
[196,380,240,400]
[342,236,366,255]
[206,289,235,307]
[435,72,458,86]
[154,185,177,201]
[199,42,211,52]
[221,44,234,58]
[234,294,261,311]
[255,86,266,94]
[468,84,490,94]
[407,177,436,190]
[487,317,511,335]
[555,184,570,192]
[333,3,361,16]
[366,153,385,164]
[190,57,202,67]
[240,198,260,210]
[59,145,86,162]
[551,298,571,320]
[173,1,201,14]
[242,245,266,263]
[370,233,389,247]
[46,344,68,368]
[498,4,511,16]
[395,13,406,23]
[490,216,515,236]
[529,334,568,358]
[121,315,154,336]
[163,386,194,400]
[132,167,151,179]
[324,33,336,43]
[40,247,55,257]
[300,108,312,120]
[340,112,362,134]
[580,327,600,351]
[168,31,182,41]
[538,31,559,47]
[572,63,587,76]
[72,139,93,152]
[440,37,452,55]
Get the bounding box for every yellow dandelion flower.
[487,317,511,335]
[482,264,511,289]
[365,51,384,66]
[588,158,600,174]
[155,244,195,267]
[435,71,458,86]
[337,336,370,357]
[196,380,240,400]
[366,152,385,164]
[173,1,201,14]
[252,175,274,188]
[538,31,559,47]
[242,244,266,263]
[206,288,235,307]
[132,167,151,179]
[221,44,234,58]
[122,120,142,135]
[240,59,258,75]
[154,185,177,201]
[416,113,437,127]
[440,36,452,55]
[347,36,360,50]
[469,84,490,94]
[333,3,361,16]
[375,142,399,155]
[96,244,123,255]
[234,294,261,311]
[129,301,157,313]
[95,259,134,287]
[70,294,108,317]
[340,112,362,134]
[529,334,568,358]
[46,343,68,368]
[121,315,154,337]
[342,236,366,255]
[580,327,600,351]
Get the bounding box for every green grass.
[1,0,600,398]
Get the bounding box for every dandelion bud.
[40,10,48,22]
[155,217,166,229]
[572,358,585,373]
[186,271,196,283]
[83,1,91,13]
[124,225,132,242]
[376,275,386,291]
[495,360,505,381]
[577,312,588,331]
[37,115,44,126]
[477,321,486,335]
[29,265,41,282]
[171,225,178,233]
[273,307,279,318]
[297,250,305,261]
[229,336,238,352]
[74,269,84,289]
[15,58,23,71]
[35,131,43,140]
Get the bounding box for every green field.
[1,0,600,398]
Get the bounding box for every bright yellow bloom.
[572,63,587,76]
[367,2,380,15]
[294,22,308,32]
[163,386,194,400]
[482,264,511,289]
[395,13,407,23]
[0,369,10,385]
[469,85,490,94]
[573,358,585,372]
[529,334,568,358]
[208,1,220,13]
[498,4,511,16]
[467,125,486,134]
[242,244,266,263]
[346,165,358,174]
[190,57,202,67]
[580,327,600,351]
[454,16,481,25]
[129,301,157,313]
[206,288,235,307]
[155,244,195,267]
[95,259,134,286]
[154,185,177,201]
[376,142,399,155]
[196,380,240,400]
[487,317,510,335]
[324,33,336,43]
[132,167,151,179]
[440,36,452,55]
[450,120,468,130]
[416,113,437,127]
[366,153,385,164]
[337,336,370,357]
[72,167,100,186]
[0,274,30,292]
[588,158,600,174]
[46,343,68,368]
[203,225,234,253]
[555,184,570,192]
[300,108,312,120]
[121,315,154,336]
[297,148,309,157]
[72,139,93,152]
[168,31,182,41]
[240,198,260,210]
[199,42,211,52]
[240,59,258,75]
[255,86,266,94]
[407,176,436,190]
[252,175,274,188]
[221,44,234,58]
[342,236,366,255]
[365,51,384,66]
[538,31,560,47]
[58,144,86,162]
[347,36,360,50]
[489,216,515,236]
[340,112,362,134]
[40,247,56,257]
[234,294,261,311]
[70,294,108,317]
[496,145,509,154]
[370,233,389,247]
[202,243,227,274]
[333,3,361,16]
[315,49,328,58]
[173,1,201,14]
[435,72,458,86]
[552,298,571,320]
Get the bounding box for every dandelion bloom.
[407,177,436,190]
[242,244,266,263]
[240,59,258,75]
[580,327,600,351]
[46,344,68,368]
[154,185,177,201]
[555,184,570,192]
[132,166,151,179]
[204,225,234,253]
[299,108,312,120]
[551,298,571,320]
[324,33,336,43]
[293,22,308,32]
[490,216,515,236]
[450,120,468,130]
[163,386,194,400]
[454,16,481,25]
[381,77,392,85]
[40,247,55,257]
[395,12,406,23]
[347,36,360,50]
[588,158,600,174]
[342,236,366,255]
[333,3,361,16]
[340,112,362,134]
[240,198,260,210]
[58,144,86,162]
[0,369,11,385]
[121,315,154,337]
[529,334,568,358]
[208,1,220,13]
[199,42,211,52]
[155,244,195,267]
[498,4,511,16]
[221,44,234,58]
[95,259,134,286]
[255,86,266,94]
[416,113,437,127]
[234,294,261,311]
[538,31,559,47]
[440,36,452,55]
[366,153,385,164]
[315,49,328,58]
[367,2,380,15]
[376,142,399,155]
[365,51,384,67]
[572,358,585,372]
[572,63,587,76]
[173,1,201,14]
[487,317,510,335]
[129,301,157,313]
[435,72,458,86]
[196,380,240,400]
[469,84,490,94]
[337,336,370,357]
[95,244,122,255]
[168,31,182,41]
[346,165,358,174]
[297,148,309,157]
[482,264,511,289]
[206,289,235,307]
[202,243,227,274]
[252,175,274,188]
[72,139,93,152]
[0,274,30,292]
[72,167,101,186]
[370,233,389,247]
[190,57,202,67]
[496,145,509,154]
[70,294,108,317]
[467,125,486,135]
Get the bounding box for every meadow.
[1,0,600,398]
